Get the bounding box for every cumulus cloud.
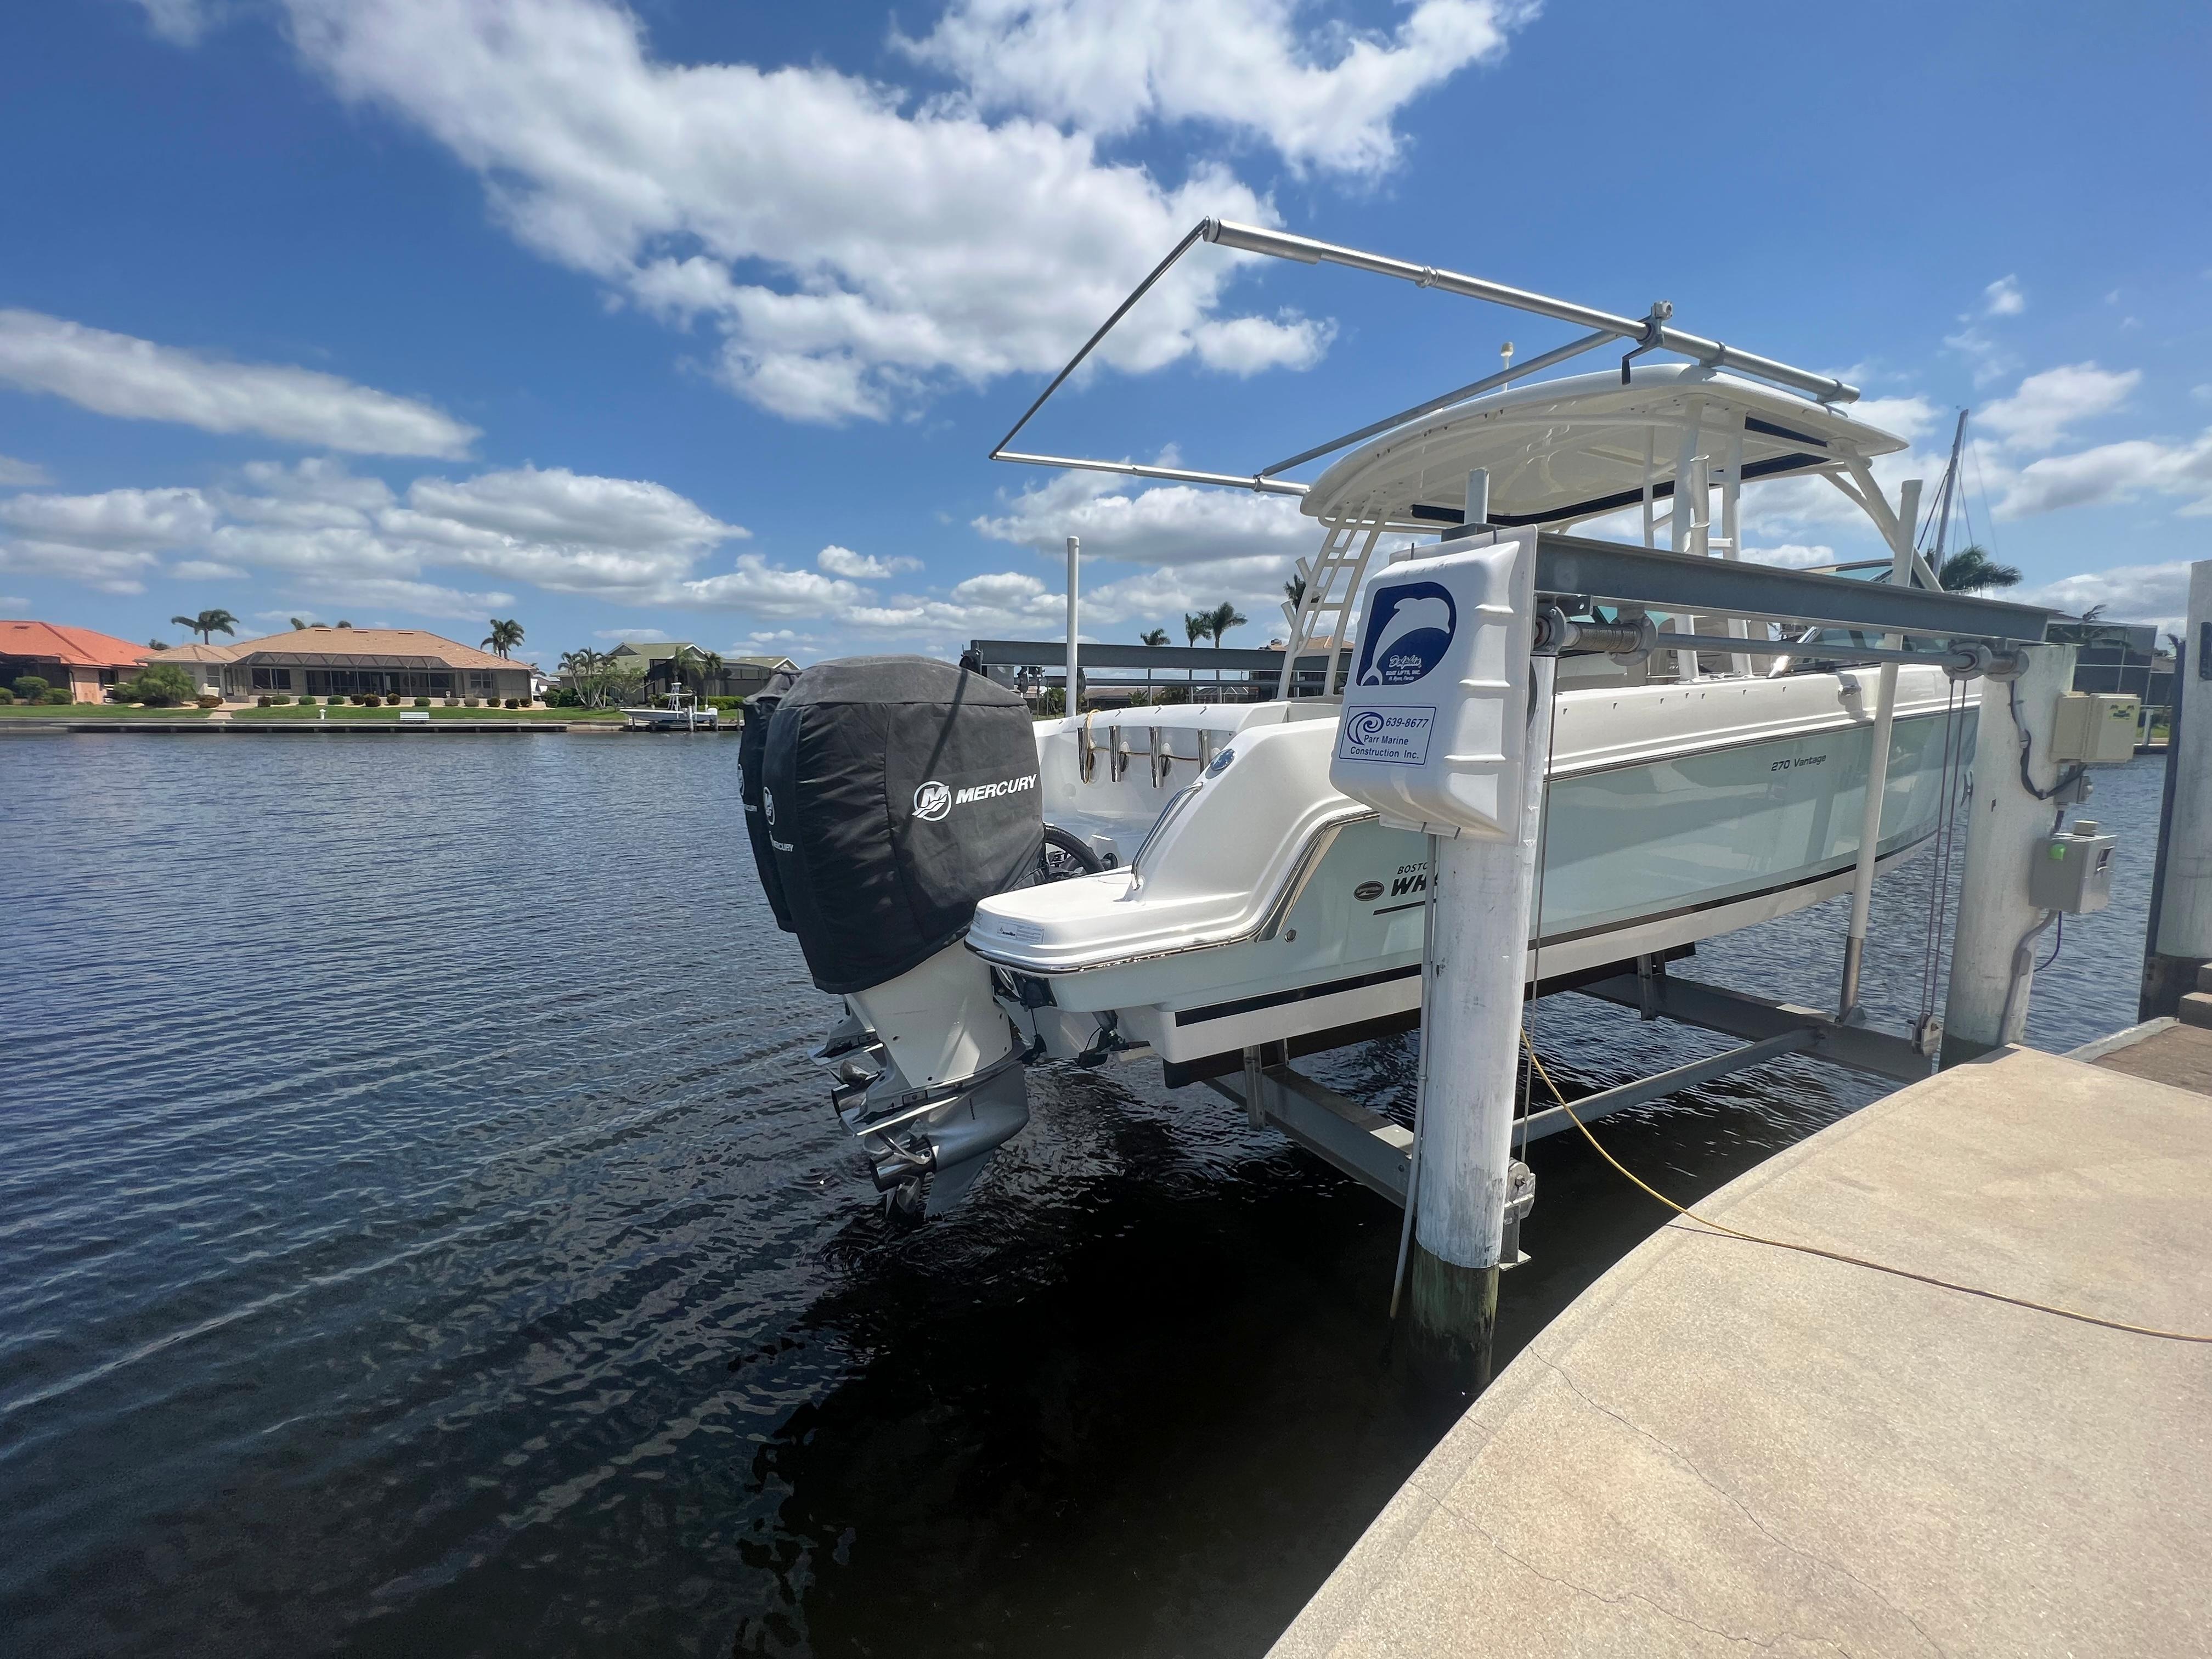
[0,310,478,458]
[1978,363,2139,453]
[817,544,920,579]
[2017,561,2196,635]
[973,466,1311,566]
[1981,275,2025,318]
[899,0,1528,176]
[0,458,754,613]
[253,0,1432,423]
[1995,431,2212,518]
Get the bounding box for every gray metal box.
[2048,692,2140,763]
[2028,823,2118,914]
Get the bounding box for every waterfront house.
[0,620,149,702]
[145,626,538,703]
[606,642,798,699]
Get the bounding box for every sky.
[2,0,2208,667]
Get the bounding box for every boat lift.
[988,218,2108,1369]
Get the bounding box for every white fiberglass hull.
[969,668,1973,1069]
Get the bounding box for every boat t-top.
[740,221,2052,1216]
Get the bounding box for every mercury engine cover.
[759,656,1043,995]
[753,656,1044,1216]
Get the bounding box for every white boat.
[742,233,2045,1215]
[623,689,720,730]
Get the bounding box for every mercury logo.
[913,781,952,821]
[954,774,1038,805]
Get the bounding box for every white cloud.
[131,0,218,44]
[675,554,868,618]
[1847,395,1942,445]
[0,458,755,613]
[816,544,920,579]
[0,310,478,458]
[0,454,52,487]
[1996,430,2212,518]
[974,466,1311,566]
[171,559,247,579]
[266,0,1375,423]
[1978,363,2138,453]
[899,0,1528,176]
[2017,561,2195,636]
[1982,275,2025,318]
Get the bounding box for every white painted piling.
[1409,650,1554,1375]
[2153,561,2212,963]
[1942,640,2080,1062]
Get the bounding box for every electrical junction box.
[2048,692,2140,763]
[1328,527,1537,839]
[2028,820,2118,915]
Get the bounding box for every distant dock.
[1270,1037,2212,1658]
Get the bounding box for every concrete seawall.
[1271,1043,2212,1657]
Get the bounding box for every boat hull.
[972,672,1973,1067]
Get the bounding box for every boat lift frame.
[985,217,2063,1228]
[1187,529,2052,1213]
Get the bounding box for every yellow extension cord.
[1521,1030,2212,1346]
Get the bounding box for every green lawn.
[0,703,210,718]
[230,703,623,722]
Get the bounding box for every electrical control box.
[2028,820,2118,915]
[1329,528,1537,839]
[2048,692,2140,764]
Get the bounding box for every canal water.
[0,733,2169,1657]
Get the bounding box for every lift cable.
[1522,1034,2212,1345]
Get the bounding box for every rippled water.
[0,733,2168,1657]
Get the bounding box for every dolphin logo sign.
[1354,581,1457,686]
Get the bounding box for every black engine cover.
[757,656,1043,995]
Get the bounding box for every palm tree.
[290,617,311,630]
[170,608,238,645]
[335,620,353,629]
[148,637,170,651]
[691,649,725,696]
[2079,602,2108,622]
[1183,611,1211,687]
[483,618,526,657]
[1284,574,1306,608]
[1207,602,1248,699]
[1936,546,2021,593]
[1138,627,1168,695]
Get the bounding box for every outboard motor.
[749,656,1043,1215]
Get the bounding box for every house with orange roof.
[0,620,151,703]
[145,625,539,704]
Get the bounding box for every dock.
[1269,1039,2212,1658]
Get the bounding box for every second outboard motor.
[752,656,1043,1214]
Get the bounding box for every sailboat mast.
[1929,409,1969,569]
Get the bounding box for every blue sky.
[3,0,2208,665]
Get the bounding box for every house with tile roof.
[146,625,539,703]
[0,620,151,703]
